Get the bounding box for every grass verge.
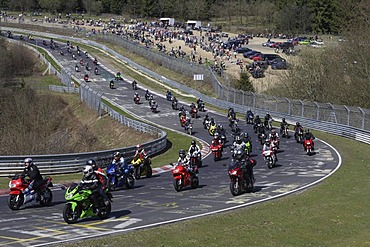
[62,131,370,247]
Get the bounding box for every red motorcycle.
[84,74,89,82]
[210,141,222,161]
[171,163,199,192]
[180,116,186,127]
[190,107,198,118]
[225,160,254,196]
[303,138,314,155]
[134,95,140,104]
[8,174,53,210]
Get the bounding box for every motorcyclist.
[87,159,108,192]
[178,105,186,118]
[232,135,246,158]
[166,90,172,100]
[253,115,261,132]
[188,140,201,159]
[196,98,204,110]
[177,149,195,176]
[264,112,272,129]
[212,132,223,153]
[280,118,289,134]
[134,144,147,161]
[134,92,140,103]
[115,71,122,80]
[94,67,98,75]
[263,139,278,161]
[304,129,315,150]
[180,114,187,127]
[111,152,127,174]
[203,113,210,129]
[228,108,237,126]
[242,132,252,154]
[246,109,254,122]
[145,89,150,100]
[209,118,217,135]
[294,122,303,140]
[80,165,109,214]
[22,158,44,199]
[269,129,280,149]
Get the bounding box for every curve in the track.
[0,32,341,247]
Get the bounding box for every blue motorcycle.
[106,163,135,191]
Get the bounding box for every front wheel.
[125,175,135,189]
[267,158,273,169]
[230,179,241,196]
[8,194,24,210]
[173,179,182,192]
[40,188,53,206]
[63,203,80,224]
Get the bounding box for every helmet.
[179,149,186,158]
[24,158,33,168]
[86,159,97,170]
[113,151,121,157]
[235,135,242,144]
[296,122,300,126]
[282,118,285,121]
[244,132,249,138]
[214,132,219,138]
[210,118,215,124]
[306,129,310,134]
[191,140,196,146]
[265,140,271,145]
[136,144,142,150]
[83,165,93,177]
[256,115,259,119]
[271,129,276,135]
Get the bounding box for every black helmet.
[256,115,259,118]
[86,159,97,170]
[191,140,196,146]
[113,151,121,157]
[296,122,300,126]
[179,149,186,158]
[282,118,285,121]
[306,129,310,133]
[235,135,242,144]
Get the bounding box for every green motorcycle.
[63,183,112,224]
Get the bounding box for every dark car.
[243,50,256,58]
[278,42,294,50]
[260,54,283,64]
[246,51,262,59]
[271,58,288,70]
[235,47,251,53]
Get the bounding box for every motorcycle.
[210,141,223,161]
[171,163,199,192]
[131,156,153,179]
[63,183,112,224]
[184,121,193,135]
[256,124,266,145]
[209,124,217,136]
[246,114,254,124]
[189,151,202,168]
[230,119,240,134]
[109,80,114,89]
[106,163,135,191]
[94,67,99,75]
[190,107,198,118]
[84,74,89,82]
[295,128,304,143]
[145,91,150,101]
[264,118,273,131]
[132,80,138,90]
[150,102,158,113]
[197,102,205,112]
[303,138,314,155]
[203,118,211,130]
[180,116,187,127]
[281,125,289,138]
[134,95,140,104]
[115,72,123,81]
[172,100,178,110]
[245,141,252,156]
[166,92,172,101]
[8,174,53,210]
[225,160,254,196]
[262,148,276,169]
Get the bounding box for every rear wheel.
[98,201,111,220]
[8,194,24,210]
[125,175,135,189]
[230,179,241,196]
[191,176,199,189]
[146,166,152,178]
[40,188,53,206]
[63,203,80,224]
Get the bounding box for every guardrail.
[0,35,167,177]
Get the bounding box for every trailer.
[186,20,202,29]
[159,18,175,26]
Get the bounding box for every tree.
[237,72,255,92]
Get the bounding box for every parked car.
[247,51,262,59]
[262,41,275,47]
[243,50,256,58]
[236,47,251,53]
[271,58,288,70]
[260,54,283,64]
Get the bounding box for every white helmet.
[83,165,93,177]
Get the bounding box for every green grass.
[30,44,61,72]
[62,131,370,247]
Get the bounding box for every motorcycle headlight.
[174,169,179,173]
[231,170,237,175]
[124,169,128,173]
[66,193,73,199]
[9,182,15,188]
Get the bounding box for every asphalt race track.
[0,32,341,247]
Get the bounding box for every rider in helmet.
[280,118,289,133]
[134,144,147,160]
[177,149,195,175]
[81,164,109,214]
[304,129,315,149]
[22,158,44,198]
[86,159,108,195]
[232,135,245,153]
[294,122,303,140]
